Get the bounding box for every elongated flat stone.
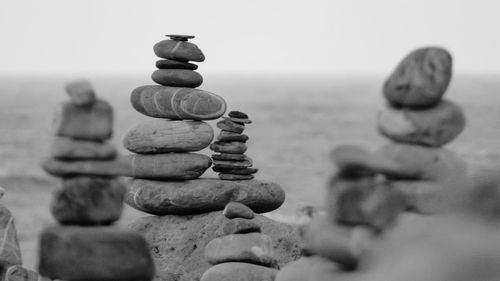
[223,202,254,219]
[154,39,205,62]
[131,85,226,120]
[200,262,277,281]
[216,119,245,134]
[210,141,247,154]
[213,167,258,175]
[223,218,262,235]
[219,174,255,181]
[51,137,117,160]
[152,69,203,88]
[212,153,250,161]
[217,131,249,142]
[39,226,155,281]
[156,59,198,70]
[53,99,113,141]
[0,204,22,267]
[5,265,38,281]
[42,153,212,180]
[123,120,214,153]
[213,160,252,169]
[384,47,452,108]
[205,233,275,266]
[65,80,96,106]
[125,178,285,215]
[51,176,126,225]
[378,100,465,147]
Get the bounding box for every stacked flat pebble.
[39,81,155,281]
[211,111,258,180]
[376,46,468,214]
[201,202,278,281]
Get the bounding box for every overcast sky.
[0,0,498,75]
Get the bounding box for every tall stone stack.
[375,46,468,214]
[211,111,258,180]
[124,35,301,281]
[39,81,155,281]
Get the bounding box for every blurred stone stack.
[123,35,300,281]
[0,189,38,281]
[200,202,278,281]
[211,111,258,180]
[39,81,155,281]
[374,46,468,214]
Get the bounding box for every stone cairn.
[0,188,38,281]
[122,35,300,281]
[211,111,258,180]
[40,81,155,281]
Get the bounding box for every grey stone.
[152,69,203,88]
[216,119,245,134]
[0,205,22,267]
[223,202,255,219]
[219,174,254,180]
[217,131,249,142]
[154,40,205,62]
[201,263,277,281]
[210,141,247,154]
[156,59,198,70]
[65,80,96,106]
[51,137,117,160]
[223,218,262,235]
[4,265,38,281]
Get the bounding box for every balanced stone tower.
[375,46,468,214]
[124,35,300,281]
[40,81,155,281]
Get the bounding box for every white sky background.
[0,0,499,75]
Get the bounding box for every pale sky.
[0,0,499,75]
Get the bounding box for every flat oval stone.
[212,153,250,161]
[223,202,254,219]
[223,218,262,235]
[205,233,275,266]
[217,131,249,142]
[0,204,22,267]
[228,111,248,119]
[216,119,245,134]
[228,117,252,124]
[38,226,154,281]
[210,141,247,154]
[125,178,285,215]
[51,137,117,160]
[156,59,198,70]
[123,120,213,154]
[131,85,226,120]
[200,262,277,281]
[51,177,126,225]
[154,40,205,62]
[213,160,252,169]
[384,47,453,107]
[152,69,203,88]
[219,174,255,181]
[378,100,465,147]
[65,80,96,106]
[213,167,258,175]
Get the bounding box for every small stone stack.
[375,46,468,214]
[201,202,278,281]
[211,111,258,180]
[39,81,155,281]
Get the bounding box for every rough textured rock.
[223,218,262,235]
[53,99,113,141]
[154,40,205,62]
[204,233,275,266]
[51,176,126,225]
[377,100,465,147]
[383,47,453,108]
[152,69,203,88]
[65,80,96,106]
[39,226,155,281]
[131,85,226,120]
[156,59,198,70]
[123,120,214,153]
[4,265,39,281]
[51,137,117,160]
[223,202,255,219]
[125,178,285,215]
[210,141,247,154]
[129,211,300,281]
[0,205,22,267]
[200,262,278,281]
[42,153,212,180]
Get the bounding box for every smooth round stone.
[213,160,252,169]
[228,117,252,124]
[154,39,205,62]
[378,100,465,147]
[210,141,247,154]
[156,59,198,70]
[125,178,285,215]
[213,167,258,175]
[0,204,22,267]
[216,119,245,134]
[212,153,250,161]
[51,177,126,226]
[51,137,117,160]
[39,226,154,281]
[131,85,226,120]
[228,111,248,119]
[223,202,254,219]
[217,131,249,142]
[384,47,453,108]
[152,69,203,88]
[200,262,277,281]
[123,120,213,154]
[275,256,342,281]
[219,174,255,180]
[223,218,262,235]
[205,233,275,266]
[65,80,96,106]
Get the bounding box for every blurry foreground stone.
[4,265,38,281]
[0,204,22,267]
